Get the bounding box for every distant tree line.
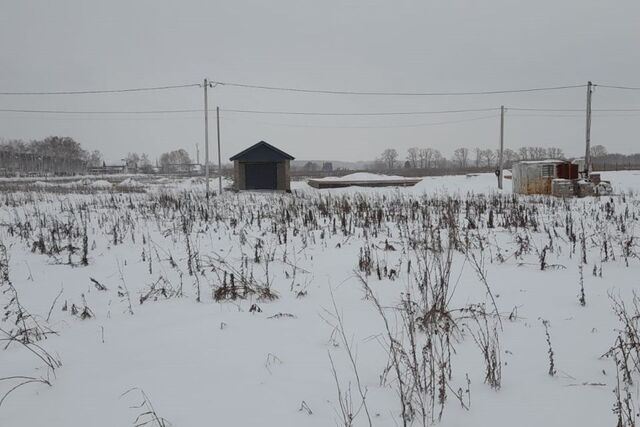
[116,150,195,174]
[159,149,193,173]
[0,136,102,176]
[369,144,640,172]
[0,134,205,176]
[587,145,640,170]
[373,145,570,171]
[301,161,334,172]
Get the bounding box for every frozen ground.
[1,171,640,426]
[310,172,411,181]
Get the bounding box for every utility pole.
[196,143,200,165]
[203,78,211,199]
[498,105,505,190]
[216,106,222,194]
[584,81,593,178]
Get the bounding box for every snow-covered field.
[2,171,640,426]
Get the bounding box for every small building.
[229,141,294,191]
[512,160,578,195]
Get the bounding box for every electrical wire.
[213,81,586,96]
[596,84,640,90]
[0,108,201,114]
[510,107,640,112]
[0,83,200,96]
[3,105,640,116]
[1,80,636,97]
[0,107,498,116]
[509,112,640,118]
[221,107,499,116]
[0,107,501,116]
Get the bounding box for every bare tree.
[591,144,608,158]
[518,147,530,161]
[546,147,565,159]
[529,147,547,160]
[474,147,483,168]
[87,150,103,167]
[420,148,439,168]
[503,148,518,166]
[159,149,192,172]
[124,152,141,172]
[418,148,427,168]
[432,149,443,168]
[139,153,154,173]
[407,147,420,168]
[482,149,496,167]
[453,147,469,168]
[380,148,399,169]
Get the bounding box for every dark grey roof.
[229,141,295,161]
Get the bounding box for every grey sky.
[1,0,639,163]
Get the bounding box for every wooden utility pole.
[216,106,222,194]
[203,78,210,199]
[584,81,593,178]
[498,105,505,190]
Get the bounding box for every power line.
[1,80,636,97]
[0,108,201,114]
[596,84,640,91]
[0,83,200,96]
[510,107,640,112]
[221,107,499,116]
[0,106,499,117]
[510,107,584,112]
[213,80,586,96]
[3,105,640,116]
[509,112,640,118]
[0,106,501,116]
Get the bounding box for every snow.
[117,178,143,188]
[296,172,511,195]
[1,171,640,427]
[29,179,113,189]
[0,173,145,183]
[89,179,113,189]
[599,170,640,194]
[312,172,410,181]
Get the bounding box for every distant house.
[88,165,127,175]
[229,141,294,191]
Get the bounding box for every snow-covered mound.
[118,178,143,188]
[295,172,511,194]
[314,172,408,181]
[90,180,113,189]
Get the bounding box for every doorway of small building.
[245,162,278,190]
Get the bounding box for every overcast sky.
[1,0,639,163]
